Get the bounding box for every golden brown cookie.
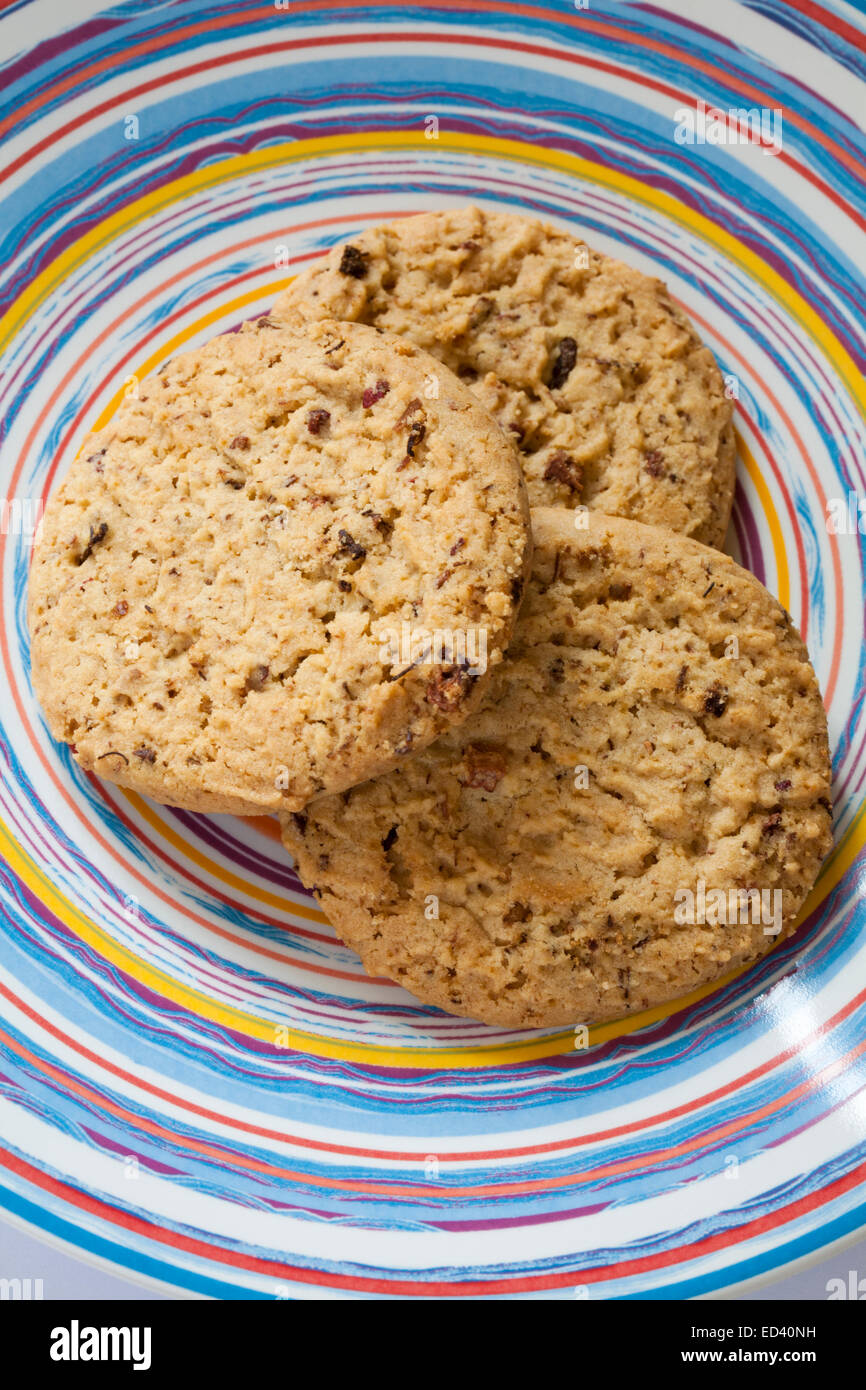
[29,318,531,815]
[281,508,832,1028]
[273,206,736,547]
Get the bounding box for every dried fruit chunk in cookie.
[29,318,531,815]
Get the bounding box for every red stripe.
[0,1137,863,1293]
[3,1009,865,1200]
[2,974,863,1166]
[784,0,866,52]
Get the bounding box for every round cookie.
[29,318,531,815]
[273,206,736,548]
[281,508,832,1029]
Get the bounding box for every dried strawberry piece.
[362,379,390,408]
[306,408,331,435]
[543,450,583,491]
[463,744,507,791]
[426,665,476,711]
[406,421,426,457]
[339,245,368,278]
[362,509,392,537]
[77,521,108,565]
[396,398,423,426]
[703,685,728,717]
[336,529,366,561]
[548,337,577,390]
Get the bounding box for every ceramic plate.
[1,0,864,1298]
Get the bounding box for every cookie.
[281,508,832,1029]
[29,318,531,815]
[273,206,736,547]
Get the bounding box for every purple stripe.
[167,807,305,893]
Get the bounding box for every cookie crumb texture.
[274,206,736,548]
[281,508,832,1028]
[29,319,531,815]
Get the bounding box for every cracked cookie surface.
[273,206,736,547]
[281,508,832,1028]
[29,318,531,814]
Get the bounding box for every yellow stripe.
[0,815,269,1040]
[8,131,863,1067]
[737,432,790,610]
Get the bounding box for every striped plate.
[0,0,864,1298]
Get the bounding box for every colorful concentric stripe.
[0,0,864,1297]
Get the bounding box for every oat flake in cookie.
[273,206,736,548]
[281,508,832,1029]
[29,318,531,816]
